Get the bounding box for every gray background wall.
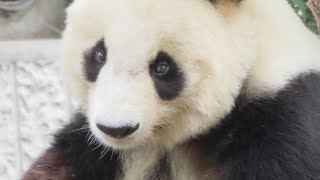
[0,40,71,180]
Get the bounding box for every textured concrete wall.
[0,40,71,180]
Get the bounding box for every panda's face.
[63,0,257,149]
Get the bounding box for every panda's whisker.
[67,125,90,133]
[87,135,94,145]
[110,150,115,160]
[99,146,112,159]
[85,132,91,142]
[99,147,107,159]
[86,133,101,148]
[92,142,103,151]
[88,135,98,146]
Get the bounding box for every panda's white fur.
[242,0,320,96]
[63,0,319,142]
[16,0,314,179]
[63,0,253,149]
[58,0,320,179]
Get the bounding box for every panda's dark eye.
[94,49,106,63]
[83,38,107,82]
[149,52,185,100]
[150,52,174,79]
[154,61,170,76]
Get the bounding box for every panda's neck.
[120,146,168,180]
[243,0,320,97]
[119,145,207,180]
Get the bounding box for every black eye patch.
[149,52,185,100]
[83,39,107,82]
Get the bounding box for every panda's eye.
[151,52,174,79]
[154,61,170,76]
[149,52,185,100]
[94,49,106,63]
[83,38,107,82]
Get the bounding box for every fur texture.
[23,0,320,179]
[23,72,320,180]
[22,113,120,180]
[192,72,320,180]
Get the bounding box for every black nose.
[96,124,139,138]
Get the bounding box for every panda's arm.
[22,149,75,180]
[22,113,120,180]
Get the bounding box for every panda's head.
[63,0,257,149]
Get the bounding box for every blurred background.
[0,0,318,180]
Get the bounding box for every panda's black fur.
[22,112,120,180]
[22,72,320,180]
[196,72,320,179]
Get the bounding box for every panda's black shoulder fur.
[22,113,120,180]
[22,72,320,180]
[194,72,320,180]
[52,113,120,179]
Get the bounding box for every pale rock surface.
[0,63,17,180]
[0,40,71,180]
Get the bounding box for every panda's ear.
[209,0,243,15]
[209,0,242,4]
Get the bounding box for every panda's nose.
[96,123,139,138]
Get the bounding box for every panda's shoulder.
[222,71,320,147]
[52,113,120,179]
[196,72,320,178]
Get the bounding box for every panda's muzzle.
[96,123,139,139]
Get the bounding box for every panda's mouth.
[0,0,34,12]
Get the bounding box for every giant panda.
[22,0,320,179]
